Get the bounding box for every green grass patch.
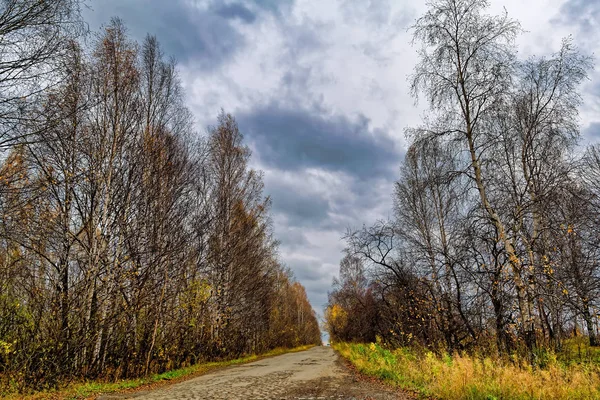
[4,345,314,400]
[334,341,600,400]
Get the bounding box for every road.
[99,346,409,400]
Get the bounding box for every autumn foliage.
[0,16,320,393]
[327,0,600,361]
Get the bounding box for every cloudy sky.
[83,0,600,320]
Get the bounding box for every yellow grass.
[334,342,600,400]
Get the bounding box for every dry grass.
[334,342,600,400]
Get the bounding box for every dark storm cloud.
[266,176,331,226]
[238,104,401,180]
[265,169,395,235]
[83,0,294,69]
[83,0,242,67]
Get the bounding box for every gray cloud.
[340,0,393,27]
[584,122,600,139]
[306,283,334,311]
[84,0,242,68]
[292,258,332,284]
[275,227,310,251]
[557,0,600,37]
[238,103,401,180]
[286,256,336,310]
[83,0,295,69]
[79,0,600,325]
[265,171,395,233]
[551,2,600,142]
[267,176,331,227]
[212,2,257,23]
[249,0,295,15]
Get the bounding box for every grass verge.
[334,342,600,400]
[5,345,315,400]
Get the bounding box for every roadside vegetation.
[0,0,321,396]
[335,342,600,400]
[326,0,600,398]
[4,345,314,400]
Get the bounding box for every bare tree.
[0,0,84,148]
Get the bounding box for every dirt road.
[99,346,409,400]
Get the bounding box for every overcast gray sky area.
[82,0,600,321]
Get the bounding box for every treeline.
[327,0,599,356]
[0,1,320,391]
